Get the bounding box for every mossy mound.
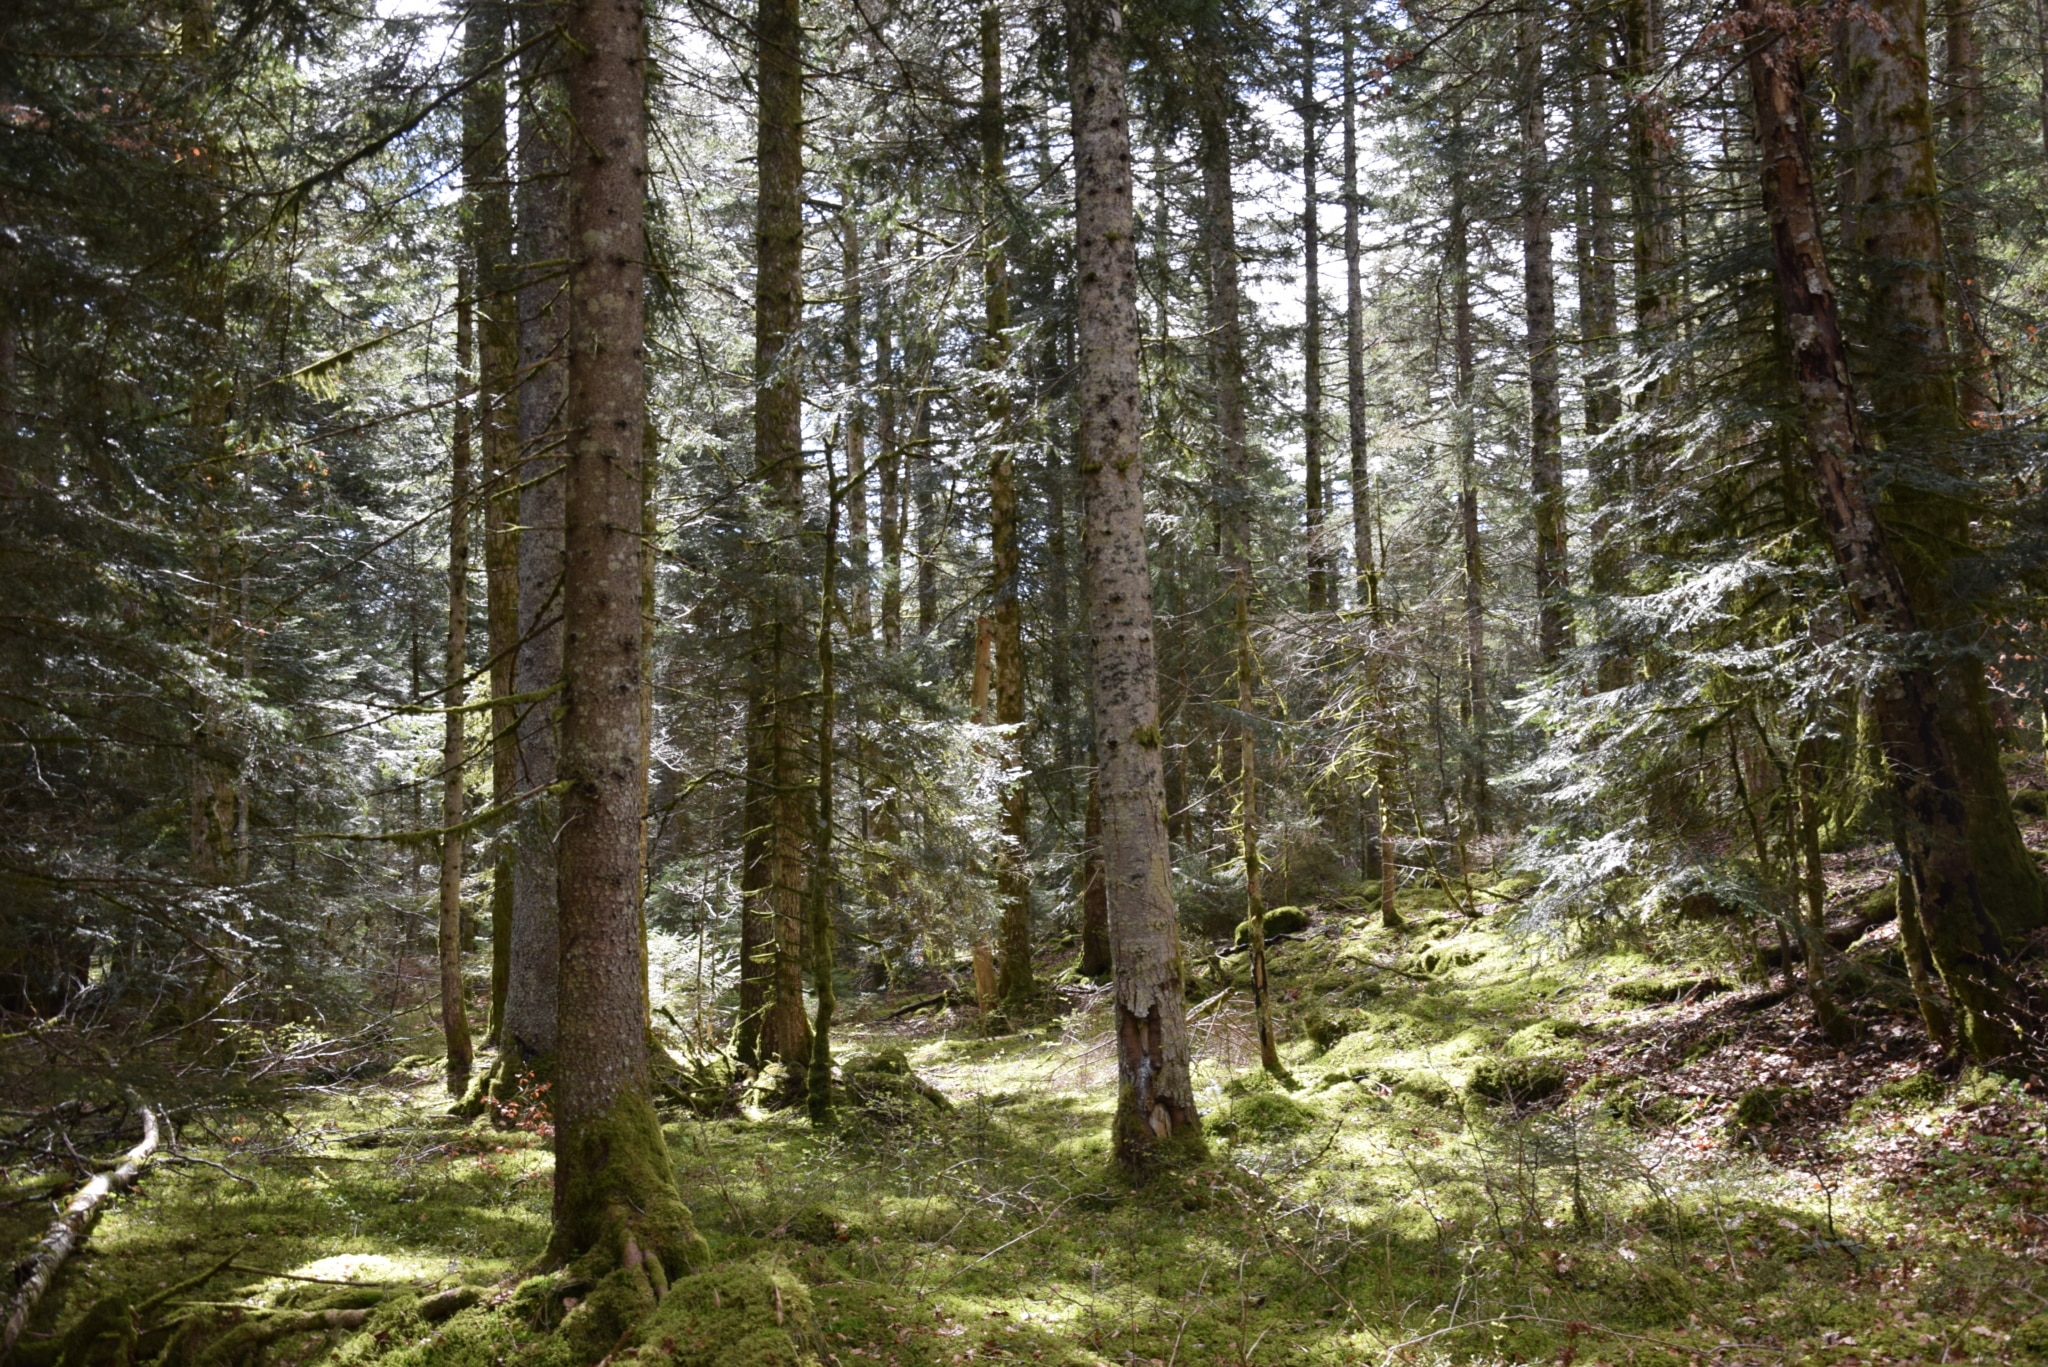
[1466,1057,1566,1106]
[838,1051,951,1127]
[633,1256,817,1366]
[1299,1006,1368,1053]
[1610,975,1728,1005]
[1504,1019,1587,1057]
[1234,904,1310,947]
[775,1205,853,1245]
[1729,1086,1786,1130]
[1208,1090,1319,1139]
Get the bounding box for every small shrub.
[1466,1057,1566,1106]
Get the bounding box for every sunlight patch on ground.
[280,1252,444,1285]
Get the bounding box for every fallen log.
[1,1095,159,1360]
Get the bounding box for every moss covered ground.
[8,889,2048,1366]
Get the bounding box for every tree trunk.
[503,8,568,1065]
[1342,16,1376,618]
[1941,0,1995,420]
[1573,0,1624,596]
[1623,0,1676,427]
[1795,735,1854,1042]
[1835,0,2045,945]
[1448,114,1490,836]
[878,250,903,655]
[1300,6,1329,613]
[843,205,872,639]
[985,1,1034,1011]
[1741,4,2021,1063]
[1071,0,1204,1168]
[1521,9,1569,666]
[440,287,475,1097]
[914,395,939,637]
[751,0,813,1073]
[462,0,520,1050]
[549,0,704,1275]
[808,456,841,1125]
[1197,84,1281,1078]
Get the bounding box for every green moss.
[1730,1086,1784,1129]
[1208,1091,1318,1139]
[1848,1071,1945,1120]
[1465,1057,1566,1106]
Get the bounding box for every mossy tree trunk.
[1742,4,2021,1064]
[1071,0,1203,1168]
[440,287,475,1096]
[1834,0,2044,948]
[549,0,705,1277]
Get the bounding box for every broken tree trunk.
[2,1099,159,1359]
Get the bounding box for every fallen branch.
[884,990,960,1021]
[2,1094,160,1359]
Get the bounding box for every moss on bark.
[633,1255,816,1366]
[545,1089,708,1279]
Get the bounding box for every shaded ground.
[6,872,2048,1366]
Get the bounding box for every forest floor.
[7,866,2048,1367]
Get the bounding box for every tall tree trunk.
[808,457,841,1125]
[440,288,476,1097]
[1623,0,1677,432]
[1197,85,1281,1078]
[1300,6,1330,613]
[985,1,1034,1010]
[914,395,939,637]
[842,204,872,639]
[1343,15,1384,882]
[1573,1,1623,593]
[548,0,704,1276]
[461,0,520,1050]
[503,7,568,1065]
[1941,0,1995,420]
[1448,112,1491,836]
[1741,4,2020,1063]
[1835,0,2045,945]
[1521,9,1569,665]
[1342,15,1375,617]
[878,249,903,656]
[1078,769,1111,976]
[1071,0,1204,1167]
[751,0,813,1072]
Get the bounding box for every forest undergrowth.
[7,845,2048,1367]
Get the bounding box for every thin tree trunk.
[1342,16,1375,617]
[461,0,519,1053]
[440,288,475,1096]
[1301,6,1329,613]
[751,0,813,1073]
[843,204,872,639]
[503,6,568,1065]
[878,247,903,655]
[1795,735,1854,1041]
[914,395,939,637]
[548,0,704,1275]
[1623,0,1677,431]
[1741,4,2020,1063]
[1197,87,1281,1078]
[1448,112,1490,836]
[808,455,841,1125]
[1574,1,1623,596]
[1521,9,1569,665]
[1942,0,1995,420]
[1071,0,1203,1166]
[984,1,1033,1011]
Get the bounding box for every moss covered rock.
[1466,1057,1566,1106]
[1234,905,1309,947]
[839,1053,950,1127]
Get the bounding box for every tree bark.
[440,287,476,1096]
[1342,16,1376,618]
[1520,8,1569,666]
[750,0,813,1073]
[1622,0,1677,427]
[1741,4,2021,1063]
[808,456,841,1125]
[985,1,1034,1011]
[1941,0,1994,421]
[503,4,569,1064]
[549,0,704,1276]
[1078,768,1111,976]
[1072,0,1203,1167]
[878,247,903,656]
[1572,0,1623,595]
[842,204,872,639]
